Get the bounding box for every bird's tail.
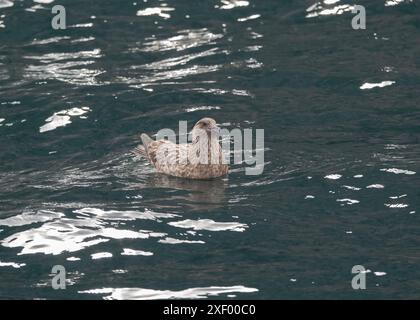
[132,133,154,158]
[140,133,153,152]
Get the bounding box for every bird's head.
[191,117,220,142]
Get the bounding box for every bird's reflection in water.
[145,174,228,212]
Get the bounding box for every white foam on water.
[66,257,81,261]
[389,194,406,199]
[0,261,26,268]
[360,81,395,90]
[0,0,14,9]
[121,248,154,256]
[74,207,178,221]
[0,210,64,227]
[91,252,113,260]
[79,285,258,300]
[33,0,55,3]
[342,185,361,191]
[112,269,128,274]
[158,237,205,244]
[385,0,411,7]
[69,23,93,28]
[366,184,385,189]
[337,198,360,205]
[325,174,342,180]
[136,7,175,19]
[39,107,91,133]
[237,14,261,22]
[385,203,409,208]
[1,216,156,255]
[219,0,249,10]
[185,106,221,113]
[306,3,355,18]
[380,168,416,175]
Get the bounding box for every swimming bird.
[134,118,229,180]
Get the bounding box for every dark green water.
[1,0,420,299]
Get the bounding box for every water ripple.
[1,206,175,255]
[135,29,224,53]
[168,219,248,232]
[24,49,105,86]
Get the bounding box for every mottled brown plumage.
[134,118,229,179]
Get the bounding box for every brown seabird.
[134,118,229,179]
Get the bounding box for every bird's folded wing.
[149,141,190,167]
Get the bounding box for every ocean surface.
[1,0,419,299]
